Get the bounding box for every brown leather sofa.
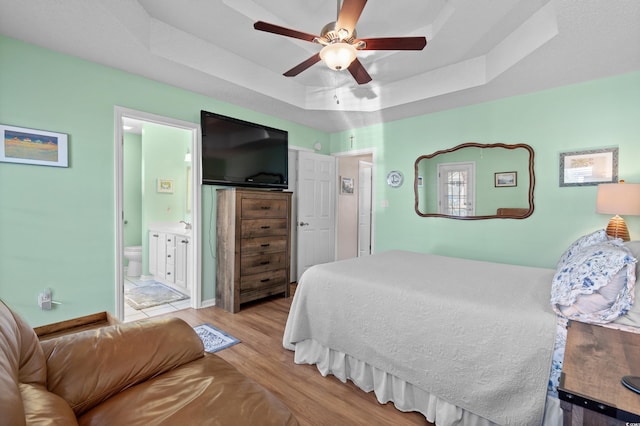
[0,300,298,425]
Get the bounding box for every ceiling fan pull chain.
[334,73,340,104]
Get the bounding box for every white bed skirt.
[293,339,563,426]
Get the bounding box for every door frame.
[357,160,373,257]
[334,148,376,256]
[114,106,202,320]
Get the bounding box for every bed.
[283,232,640,425]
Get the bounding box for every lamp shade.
[596,183,640,215]
[320,43,357,71]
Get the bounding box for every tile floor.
[124,276,190,322]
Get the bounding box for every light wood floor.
[157,292,430,426]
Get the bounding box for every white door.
[148,231,158,276]
[175,236,189,290]
[156,232,167,281]
[437,162,475,216]
[357,161,372,257]
[296,151,336,281]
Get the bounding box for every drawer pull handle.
[260,278,270,283]
[167,254,171,258]
[167,272,171,275]
[260,243,270,247]
[260,261,270,265]
[261,226,271,229]
[260,206,271,210]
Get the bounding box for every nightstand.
[558,320,640,425]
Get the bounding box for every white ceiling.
[1,0,639,133]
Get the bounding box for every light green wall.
[330,71,640,268]
[0,35,326,325]
[1,34,639,326]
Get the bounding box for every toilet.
[124,246,142,277]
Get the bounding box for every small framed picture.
[494,171,517,187]
[559,147,618,187]
[1,123,68,167]
[157,178,174,193]
[340,176,354,194]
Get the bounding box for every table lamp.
[595,181,640,241]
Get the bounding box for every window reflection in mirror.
[414,143,534,219]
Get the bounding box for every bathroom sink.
[149,222,192,236]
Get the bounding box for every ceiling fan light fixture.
[320,42,357,71]
[337,28,350,40]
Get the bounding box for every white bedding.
[283,250,560,425]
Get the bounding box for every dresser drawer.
[241,236,288,256]
[241,252,286,276]
[241,218,288,238]
[240,269,287,293]
[241,197,288,219]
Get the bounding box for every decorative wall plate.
[387,170,404,188]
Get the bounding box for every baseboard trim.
[199,298,216,309]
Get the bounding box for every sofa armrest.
[41,317,204,416]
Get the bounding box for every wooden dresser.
[216,188,292,313]
[559,320,640,425]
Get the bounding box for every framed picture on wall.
[0,123,68,167]
[340,176,354,194]
[157,178,174,193]
[559,147,618,187]
[495,171,517,187]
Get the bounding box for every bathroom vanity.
[149,223,192,295]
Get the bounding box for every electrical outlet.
[38,288,52,310]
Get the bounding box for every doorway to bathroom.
[114,107,201,322]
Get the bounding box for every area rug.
[193,323,240,353]
[125,282,187,310]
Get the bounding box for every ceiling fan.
[253,0,427,85]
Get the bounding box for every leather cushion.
[78,354,298,426]
[0,300,47,426]
[42,317,204,416]
[20,383,78,425]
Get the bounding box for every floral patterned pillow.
[551,241,636,324]
[556,229,611,269]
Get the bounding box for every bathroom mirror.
[414,142,534,219]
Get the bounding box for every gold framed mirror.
[414,142,535,219]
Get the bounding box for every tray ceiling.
[0,0,638,132]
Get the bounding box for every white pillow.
[551,241,636,324]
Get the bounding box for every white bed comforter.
[283,250,558,425]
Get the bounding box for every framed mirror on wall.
[414,142,535,220]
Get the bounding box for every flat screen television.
[200,110,288,189]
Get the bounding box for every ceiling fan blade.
[336,0,367,37]
[283,53,322,77]
[356,36,427,50]
[347,58,372,85]
[254,21,318,43]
